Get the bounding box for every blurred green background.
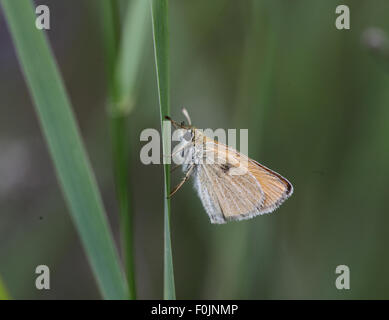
[1,0,389,299]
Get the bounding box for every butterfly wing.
[193,137,293,223]
[193,166,225,224]
[194,163,264,223]
[247,159,293,214]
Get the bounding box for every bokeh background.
[1,0,389,299]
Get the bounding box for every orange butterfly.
[166,109,293,224]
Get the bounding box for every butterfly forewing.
[202,163,264,220]
[193,133,293,223]
[248,160,293,214]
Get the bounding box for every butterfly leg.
[165,116,185,129]
[168,165,194,198]
[170,163,182,173]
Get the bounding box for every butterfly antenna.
[182,108,192,126]
[165,115,182,129]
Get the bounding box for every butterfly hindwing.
[193,136,292,223]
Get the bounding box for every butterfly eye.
[183,131,192,141]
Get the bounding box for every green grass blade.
[115,0,150,114]
[111,0,150,300]
[97,0,121,102]
[150,0,176,300]
[1,0,127,300]
[109,115,135,299]
[0,276,10,300]
[98,0,150,300]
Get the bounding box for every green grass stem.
[150,0,176,300]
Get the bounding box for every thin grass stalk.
[98,0,142,299]
[110,114,135,299]
[150,0,176,300]
[99,0,150,299]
